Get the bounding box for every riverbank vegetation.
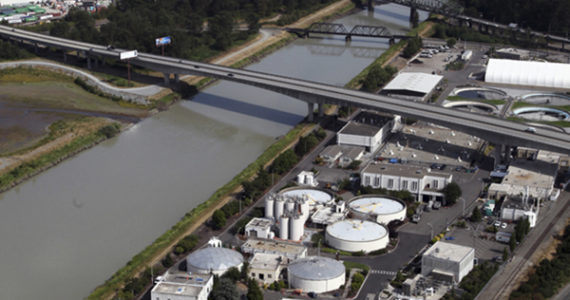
[0,40,34,61]
[510,223,570,299]
[442,262,499,300]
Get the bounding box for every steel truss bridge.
[286,22,408,41]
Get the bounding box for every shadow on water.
[187,92,304,126]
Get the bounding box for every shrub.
[212,209,226,230]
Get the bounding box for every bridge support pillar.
[389,38,395,46]
[307,102,315,122]
[367,0,373,10]
[500,144,513,163]
[94,57,99,68]
[63,52,67,63]
[318,103,325,118]
[86,55,92,70]
[174,73,180,83]
[34,42,38,54]
[163,73,171,85]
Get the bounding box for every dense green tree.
[470,207,482,222]
[402,36,423,58]
[503,247,509,261]
[295,133,319,156]
[212,209,227,230]
[210,277,239,300]
[509,234,516,252]
[441,182,462,205]
[246,278,264,300]
[270,149,298,174]
[240,261,250,281]
[222,267,241,282]
[209,11,234,51]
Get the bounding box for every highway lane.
[1,25,569,153]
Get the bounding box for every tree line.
[455,0,570,35]
[34,0,335,62]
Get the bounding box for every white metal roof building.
[245,217,274,239]
[287,256,345,293]
[325,219,389,253]
[0,0,31,6]
[151,272,213,300]
[381,72,443,101]
[348,195,406,225]
[485,59,570,90]
[422,241,474,284]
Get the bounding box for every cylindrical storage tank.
[186,247,244,276]
[286,200,296,213]
[300,201,310,221]
[279,187,334,208]
[275,198,284,220]
[268,231,275,239]
[348,195,407,225]
[265,197,274,219]
[289,215,304,241]
[325,219,389,253]
[280,215,289,239]
[288,256,345,293]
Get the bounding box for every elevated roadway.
[1,25,569,154]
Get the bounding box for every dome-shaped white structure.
[325,219,389,253]
[348,195,406,225]
[186,239,243,276]
[288,256,345,293]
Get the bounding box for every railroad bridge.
[286,23,408,43]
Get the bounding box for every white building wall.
[457,250,475,283]
[421,249,474,283]
[250,266,281,285]
[288,273,345,293]
[151,278,213,300]
[376,208,406,225]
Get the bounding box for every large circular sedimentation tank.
[325,219,389,253]
[288,256,345,293]
[279,187,334,207]
[348,195,406,225]
[186,247,244,276]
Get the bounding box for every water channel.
[0,4,427,299]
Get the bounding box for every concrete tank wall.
[290,215,304,241]
[325,232,388,253]
[280,215,289,239]
[288,272,345,294]
[265,197,274,219]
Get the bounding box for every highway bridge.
[1,25,569,154]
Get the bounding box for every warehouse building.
[337,111,399,153]
[288,256,345,293]
[381,72,443,102]
[186,238,244,276]
[496,48,530,60]
[325,219,389,253]
[248,253,285,285]
[245,218,274,239]
[485,59,570,90]
[151,272,213,300]
[361,163,453,202]
[421,241,474,284]
[241,238,307,260]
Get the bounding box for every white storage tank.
[280,187,334,208]
[275,198,285,220]
[265,197,274,219]
[300,200,310,221]
[186,240,244,276]
[325,219,389,253]
[348,195,406,225]
[288,256,345,293]
[286,200,296,213]
[280,215,289,239]
[289,214,304,241]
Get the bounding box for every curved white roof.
[326,219,387,242]
[383,72,443,94]
[187,247,243,272]
[349,196,405,215]
[485,59,570,90]
[288,256,345,280]
[280,188,333,205]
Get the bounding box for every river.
[0,4,427,299]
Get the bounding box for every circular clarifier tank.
[325,219,389,253]
[348,195,406,225]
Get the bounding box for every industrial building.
[325,219,389,253]
[337,111,399,153]
[151,272,213,300]
[361,163,453,202]
[319,145,343,163]
[495,48,530,60]
[310,201,346,226]
[348,195,406,225]
[278,187,334,208]
[241,238,307,260]
[381,72,444,102]
[488,159,557,202]
[248,253,285,285]
[421,241,475,284]
[485,59,570,90]
[287,256,345,293]
[297,171,318,187]
[186,238,244,276]
[245,218,274,239]
[338,146,365,168]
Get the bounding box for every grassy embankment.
[0,67,144,190]
[446,95,506,106]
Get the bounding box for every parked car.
[501,222,508,229]
[525,127,537,133]
[412,214,421,223]
[433,201,442,210]
[494,221,501,227]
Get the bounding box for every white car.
[494,221,501,227]
[525,127,537,133]
[501,223,508,229]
